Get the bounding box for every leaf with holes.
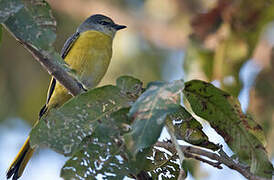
[30,85,131,156]
[30,76,142,156]
[60,107,156,179]
[60,109,132,180]
[183,80,273,178]
[124,79,184,156]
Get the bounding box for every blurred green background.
[0,0,273,179]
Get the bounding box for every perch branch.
[21,42,83,96]
[3,26,84,96]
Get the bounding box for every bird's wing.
[39,32,80,118]
[61,32,80,59]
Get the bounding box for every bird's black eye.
[99,21,110,25]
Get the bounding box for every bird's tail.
[7,136,35,180]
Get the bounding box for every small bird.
[7,14,126,180]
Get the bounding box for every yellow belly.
[46,30,113,109]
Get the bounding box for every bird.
[6,14,126,180]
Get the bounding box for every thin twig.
[155,142,270,180]
[184,152,222,169]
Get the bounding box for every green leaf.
[30,85,132,156]
[124,79,184,156]
[61,109,132,180]
[61,108,157,179]
[0,0,23,23]
[183,80,273,178]
[30,76,142,157]
[2,0,56,50]
[169,106,219,151]
[116,75,144,102]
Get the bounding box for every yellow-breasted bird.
[6,14,126,180]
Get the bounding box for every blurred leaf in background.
[249,50,274,156]
[185,0,274,96]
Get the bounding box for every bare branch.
[155,142,270,180]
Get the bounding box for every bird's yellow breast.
[46,30,113,109]
[65,30,113,87]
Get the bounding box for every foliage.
[1,0,273,179]
[0,0,23,23]
[169,106,219,151]
[184,80,273,178]
[1,0,56,49]
[124,79,184,156]
[60,108,134,180]
[186,0,274,96]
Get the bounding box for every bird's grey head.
[77,14,126,38]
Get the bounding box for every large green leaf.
[2,0,56,50]
[61,108,134,180]
[30,76,142,156]
[169,106,219,151]
[0,0,23,23]
[124,79,184,156]
[61,108,159,180]
[30,86,131,156]
[183,80,273,178]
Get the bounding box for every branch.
[184,151,222,169]
[3,25,84,96]
[22,42,84,96]
[155,142,270,180]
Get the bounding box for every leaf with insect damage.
[124,79,184,156]
[183,80,273,178]
[61,108,135,179]
[30,76,143,156]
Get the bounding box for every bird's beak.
[113,24,127,30]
